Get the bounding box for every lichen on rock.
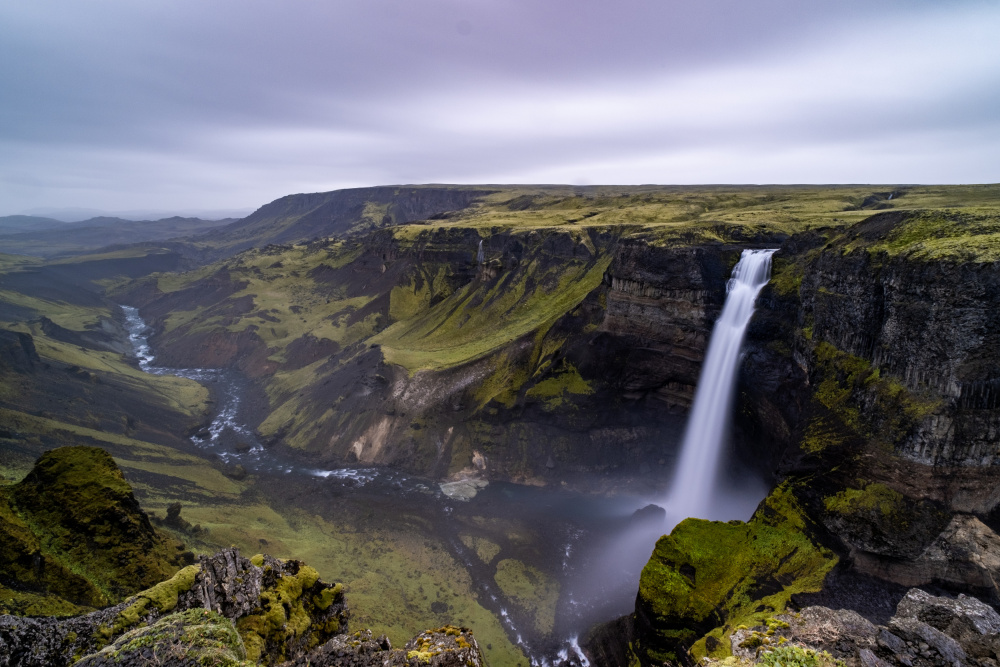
[77,608,252,667]
[722,587,1000,667]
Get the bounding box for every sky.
[1,0,998,218]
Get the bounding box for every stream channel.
[121,304,767,666]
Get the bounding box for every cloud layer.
[1,0,998,214]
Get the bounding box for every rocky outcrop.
[0,447,191,614]
[0,547,485,667]
[0,548,344,666]
[75,608,251,667]
[0,329,39,373]
[633,485,838,665]
[850,515,1000,605]
[0,447,486,666]
[729,588,1000,667]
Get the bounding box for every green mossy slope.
[0,447,189,614]
[635,485,838,664]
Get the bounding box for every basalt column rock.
[599,243,737,410]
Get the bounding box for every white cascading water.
[666,248,777,520]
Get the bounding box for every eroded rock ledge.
[0,548,483,667]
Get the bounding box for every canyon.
[2,184,1000,666]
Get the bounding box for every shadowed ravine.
[119,304,768,665]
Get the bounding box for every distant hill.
[0,215,68,233]
[191,185,498,257]
[0,216,235,258]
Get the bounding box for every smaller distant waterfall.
[476,239,485,264]
[666,249,777,520]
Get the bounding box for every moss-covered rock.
[0,485,100,614]
[77,608,252,666]
[634,485,838,665]
[0,446,189,612]
[821,483,950,559]
[234,554,346,663]
[0,549,348,667]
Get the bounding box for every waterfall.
[476,239,485,264]
[665,248,777,520]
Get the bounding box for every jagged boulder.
[0,549,347,666]
[726,588,1000,667]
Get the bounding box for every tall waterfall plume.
[476,239,485,264]
[665,248,777,520]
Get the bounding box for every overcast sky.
[1,0,998,218]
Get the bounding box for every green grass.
[391,184,1000,242]
[0,253,43,271]
[24,330,209,419]
[524,361,593,411]
[0,289,109,331]
[862,210,1000,262]
[823,483,904,517]
[47,247,172,265]
[493,558,560,635]
[374,255,611,372]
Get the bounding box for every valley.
[2,183,1000,666]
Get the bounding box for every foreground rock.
[0,548,485,667]
[0,447,486,667]
[728,588,1000,667]
[278,627,484,667]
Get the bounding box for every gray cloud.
[0,0,997,214]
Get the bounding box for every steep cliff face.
[800,236,1000,466]
[629,210,1000,665]
[601,242,736,411]
[121,224,758,485]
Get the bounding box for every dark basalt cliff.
[628,211,1000,665]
